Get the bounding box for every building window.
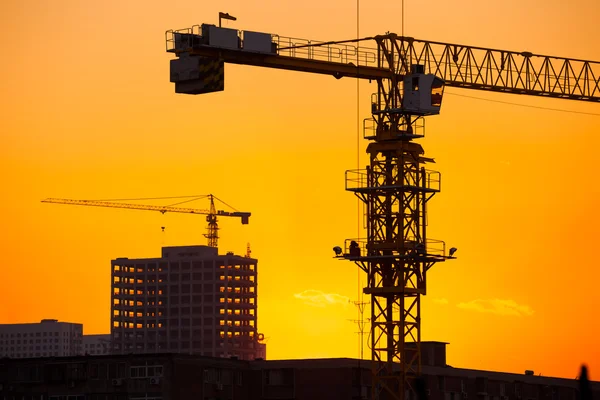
[130,364,164,379]
[514,382,523,399]
[130,397,163,400]
[265,369,284,386]
[203,368,221,384]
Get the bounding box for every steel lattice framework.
[342,35,449,400]
[383,35,600,101]
[165,23,600,400]
[273,33,600,101]
[168,30,600,101]
[345,142,443,400]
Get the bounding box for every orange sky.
[1,0,599,380]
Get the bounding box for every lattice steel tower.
[343,36,450,400]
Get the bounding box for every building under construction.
[111,245,265,360]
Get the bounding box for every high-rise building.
[0,319,82,358]
[82,334,111,356]
[111,245,265,360]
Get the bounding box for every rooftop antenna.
[349,299,368,359]
[219,12,237,27]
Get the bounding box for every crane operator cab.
[401,64,445,116]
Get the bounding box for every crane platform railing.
[345,169,441,193]
[165,26,379,68]
[343,238,447,258]
[272,35,378,67]
[362,117,426,140]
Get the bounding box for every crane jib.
[166,25,600,102]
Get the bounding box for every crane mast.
[205,194,219,247]
[343,35,449,400]
[165,20,600,400]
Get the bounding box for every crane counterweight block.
[170,55,224,95]
[234,213,251,224]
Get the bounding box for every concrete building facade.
[111,245,265,360]
[0,319,83,359]
[83,334,111,356]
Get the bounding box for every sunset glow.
[1,0,599,380]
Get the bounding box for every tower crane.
[42,194,250,249]
[165,17,600,400]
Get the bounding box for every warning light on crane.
[333,246,343,256]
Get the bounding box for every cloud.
[294,290,350,308]
[432,298,449,305]
[457,298,534,317]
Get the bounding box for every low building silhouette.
[82,335,111,356]
[0,319,83,358]
[0,342,597,400]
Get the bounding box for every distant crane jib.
[41,197,251,248]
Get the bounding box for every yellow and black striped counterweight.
[170,56,224,95]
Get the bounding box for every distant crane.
[42,194,250,249]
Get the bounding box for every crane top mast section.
[166,24,600,102]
